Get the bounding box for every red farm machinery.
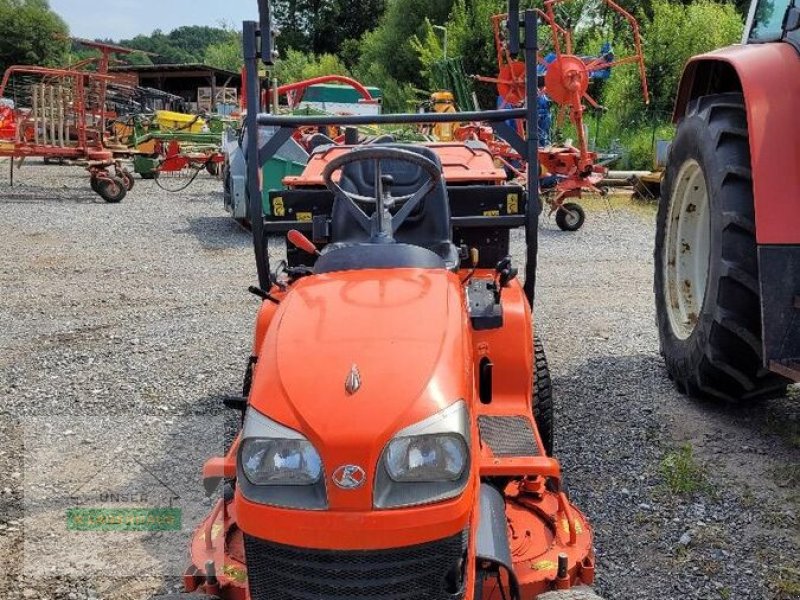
[655,0,800,400]
[466,0,649,230]
[0,40,137,202]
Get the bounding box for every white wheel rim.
[565,209,580,228]
[663,159,711,340]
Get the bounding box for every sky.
[49,0,254,40]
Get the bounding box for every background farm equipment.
[0,40,137,202]
[116,110,227,186]
[465,0,649,230]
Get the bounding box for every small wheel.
[90,176,101,193]
[119,169,135,191]
[555,202,585,231]
[206,161,220,177]
[533,336,554,456]
[95,176,127,203]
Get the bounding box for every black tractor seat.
[314,243,446,274]
[324,144,460,271]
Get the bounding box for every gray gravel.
[1,162,798,600]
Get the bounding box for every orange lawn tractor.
[154,3,607,600]
[654,0,800,401]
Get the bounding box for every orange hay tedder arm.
[472,0,649,212]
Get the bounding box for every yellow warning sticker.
[531,560,557,571]
[297,212,313,221]
[483,210,500,217]
[222,564,248,583]
[273,197,285,217]
[507,193,519,214]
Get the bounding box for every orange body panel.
[674,43,800,244]
[188,269,594,599]
[284,142,507,187]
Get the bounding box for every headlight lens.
[385,434,467,482]
[374,400,471,509]
[241,438,322,486]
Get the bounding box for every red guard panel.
[674,43,800,245]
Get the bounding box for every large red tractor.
[156,2,608,600]
[655,0,800,401]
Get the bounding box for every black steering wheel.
[322,147,443,239]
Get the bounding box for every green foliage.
[273,49,350,83]
[120,26,234,65]
[602,0,742,128]
[0,0,69,74]
[357,0,455,88]
[272,0,385,54]
[204,32,243,72]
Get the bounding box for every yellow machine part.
[155,110,206,133]
[431,91,458,142]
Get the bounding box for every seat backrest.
[329,144,452,251]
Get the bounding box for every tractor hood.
[248,268,469,509]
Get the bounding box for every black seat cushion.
[314,243,446,274]
[326,144,459,270]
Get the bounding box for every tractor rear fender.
[673,43,800,245]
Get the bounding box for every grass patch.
[661,443,707,495]
[774,565,800,599]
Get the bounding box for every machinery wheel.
[533,336,554,456]
[655,92,789,401]
[119,169,135,191]
[539,588,606,600]
[95,176,127,203]
[555,202,585,231]
[206,161,220,177]
[90,176,101,193]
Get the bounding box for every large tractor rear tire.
[533,337,554,456]
[655,92,789,401]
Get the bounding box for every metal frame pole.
[243,20,270,291]
[523,10,540,307]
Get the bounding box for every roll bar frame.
[244,2,540,306]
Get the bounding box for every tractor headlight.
[241,438,322,486]
[385,434,467,482]
[375,401,470,509]
[238,409,327,509]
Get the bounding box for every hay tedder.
[155,3,608,600]
[0,40,136,202]
[655,0,800,400]
[468,0,649,230]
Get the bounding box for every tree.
[204,32,243,72]
[0,0,69,74]
[272,0,385,54]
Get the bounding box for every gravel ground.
[0,161,797,600]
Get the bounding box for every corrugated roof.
[109,63,240,78]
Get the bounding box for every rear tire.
[655,92,789,401]
[533,337,554,456]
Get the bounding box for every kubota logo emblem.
[332,465,366,490]
[344,364,362,395]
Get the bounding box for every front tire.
[655,92,788,401]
